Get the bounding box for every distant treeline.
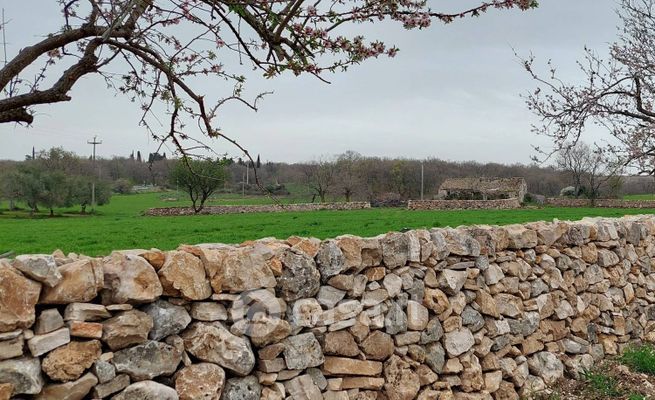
[1,149,654,206]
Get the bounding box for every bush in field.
[69,177,112,213]
[171,158,228,213]
[112,178,134,195]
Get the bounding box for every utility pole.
[420,161,424,201]
[87,136,102,213]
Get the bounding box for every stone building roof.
[439,177,526,193]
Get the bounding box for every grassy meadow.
[1,191,654,256]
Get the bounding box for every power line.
[87,135,102,213]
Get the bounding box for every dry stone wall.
[545,198,655,208]
[2,215,655,400]
[407,199,521,211]
[145,202,371,216]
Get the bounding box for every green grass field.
[1,192,654,256]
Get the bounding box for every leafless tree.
[335,151,363,202]
[303,158,336,203]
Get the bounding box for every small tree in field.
[69,176,112,213]
[171,158,227,213]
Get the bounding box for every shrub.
[621,344,655,375]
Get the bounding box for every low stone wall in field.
[545,198,655,208]
[2,215,655,399]
[145,202,371,216]
[407,198,522,210]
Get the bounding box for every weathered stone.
[528,352,564,385]
[384,355,420,400]
[316,240,347,280]
[113,340,182,381]
[361,330,394,360]
[597,249,620,267]
[494,294,524,318]
[420,318,445,344]
[0,357,43,395]
[277,249,321,301]
[112,380,179,400]
[407,300,429,331]
[385,302,407,335]
[324,330,359,357]
[0,262,41,332]
[383,274,403,297]
[444,328,474,357]
[190,302,227,321]
[362,288,389,307]
[181,322,255,376]
[175,362,225,400]
[102,310,153,351]
[381,232,409,268]
[34,309,64,335]
[290,298,323,328]
[484,264,505,285]
[438,270,469,295]
[504,225,538,249]
[284,333,324,370]
[222,376,261,400]
[443,229,480,256]
[192,244,277,293]
[92,357,116,384]
[69,321,103,339]
[322,357,383,376]
[41,340,101,382]
[461,306,485,332]
[0,383,12,400]
[27,327,70,357]
[35,372,97,400]
[0,333,23,361]
[12,255,61,287]
[91,374,130,399]
[101,253,163,304]
[40,259,103,304]
[285,374,323,400]
[142,299,192,341]
[140,250,166,270]
[424,288,450,314]
[158,251,212,300]
[317,286,346,309]
[63,303,110,322]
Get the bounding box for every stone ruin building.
[436,177,527,202]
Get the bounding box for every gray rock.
[380,232,409,268]
[316,286,346,309]
[437,269,469,295]
[142,300,192,341]
[444,328,474,357]
[92,358,116,384]
[113,380,179,400]
[0,357,44,395]
[277,249,321,302]
[181,322,255,376]
[461,306,485,332]
[285,374,323,399]
[420,318,444,344]
[112,341,182,381]
[385,302,407,335]
[102,310,153,351]
[316,240,346,281]
[12,254,61,287]
[425,342,445,373]
[221,376,261,400]
[34,309,65,335]
[528,352,564,385]
[92,374,130,399]
[27,327,70,357]
[0,333,23,360]
[508,312,540,336]
[283,333,324,370]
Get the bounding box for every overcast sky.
[0,0,620,163]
